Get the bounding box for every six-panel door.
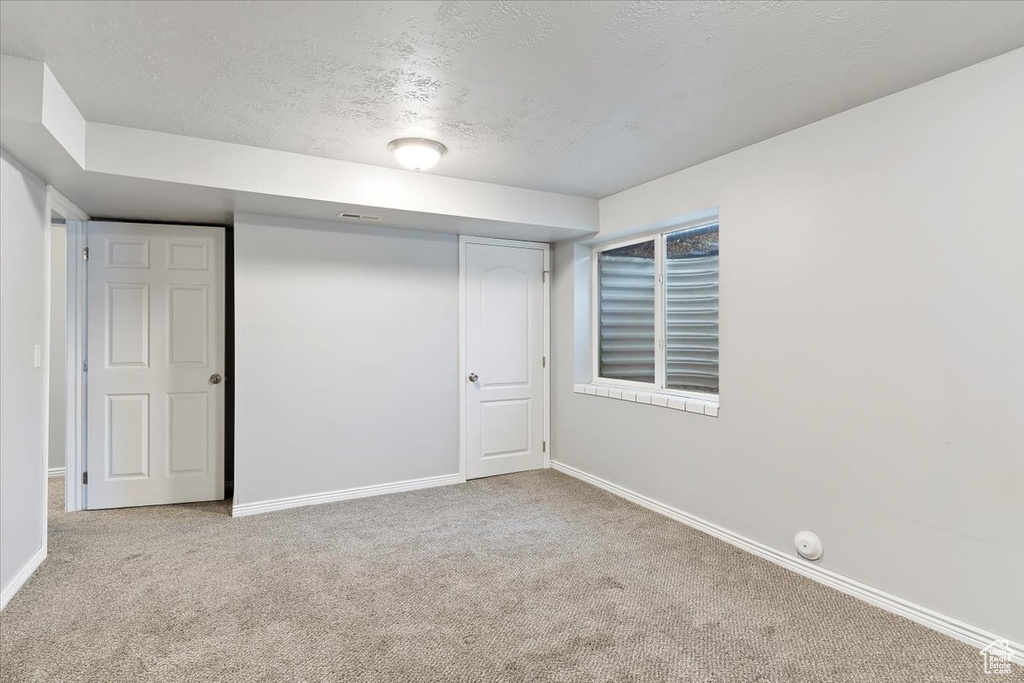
[86,222,224,509]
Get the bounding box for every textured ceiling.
[2,1,1022,198]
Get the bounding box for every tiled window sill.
[573,383,719,417]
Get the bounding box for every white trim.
[63,218,88,512]
[41,189,53,561]
[550,460,1023,665]
[592,231,659,253]
[231,472,464,517]
[458,235,552,480]
[654,234,666,390]
[47,187,88,222]
[590,239,600,386]
[542,243,551,467]
[459,238,467,479]
[47,467,65,478]
[573,382,719,417]
[0,545,46,611]
[46,184,89,509]
[583,376,718,404]
[46,186,89,513]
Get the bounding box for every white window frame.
[591,216,719,403]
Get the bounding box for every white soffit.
[1,1,1022,198]
[0,55,597,240]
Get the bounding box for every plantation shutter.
[597,241,655,383]
[596,223,718,395]
[664,254,719,392]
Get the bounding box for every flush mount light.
[388,138,447,171]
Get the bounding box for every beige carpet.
[0,472,1017,682]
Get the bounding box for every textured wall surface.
[232,213,459,506]
[1,1,1022,197]
[0,150,48,591]
[553,50,1024,642]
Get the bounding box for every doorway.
[47,216,67,481]
[460,236,550,480]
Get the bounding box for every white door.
[463,238,547,479]
[86,222,224,509]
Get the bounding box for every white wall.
[0,149,48,600]
[552,49,1024,643]
[233,213,459,506]
[47,223,66,472]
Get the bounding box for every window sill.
[573,383,719,417]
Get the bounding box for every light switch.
[33,344,42,368]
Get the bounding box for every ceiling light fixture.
[388,138,447,171]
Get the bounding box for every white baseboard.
[47,467,65,478]
[550,460,1023,665]
[0,545,46,611]
[231,472,465,517]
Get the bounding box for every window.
[595,220,719,398]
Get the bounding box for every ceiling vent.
[337,212,383,221]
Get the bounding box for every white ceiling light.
[388,138,447,171]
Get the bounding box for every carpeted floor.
[0,471,1017,682]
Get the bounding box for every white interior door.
[86,222,224,509]
[463,238,547,480]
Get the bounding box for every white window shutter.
[598,250,656,383]
[664,254,719,392]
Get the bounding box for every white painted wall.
[552,49,1024,642]
[47,223,66,472]
[0,149,48,598]
[233,213,459,506]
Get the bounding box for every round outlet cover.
[795,531,823,561]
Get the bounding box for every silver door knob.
[468,373,478,382]
[209,373,223,385]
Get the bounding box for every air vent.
[337,212,384,222]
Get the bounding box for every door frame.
[64,218,230,511]
[458,235,551,481]
[47,187,89,512]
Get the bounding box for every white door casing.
[86,222,224,509]
[462,237,548,480]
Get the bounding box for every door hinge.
[82,360,88,373]
[542,356,546,368]
[542,441,546,453]
[82,471,88,485]
[82,247,89,261]
[542,270,549,283]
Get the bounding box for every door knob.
[209,373,223,385]
[468,373,478,382]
